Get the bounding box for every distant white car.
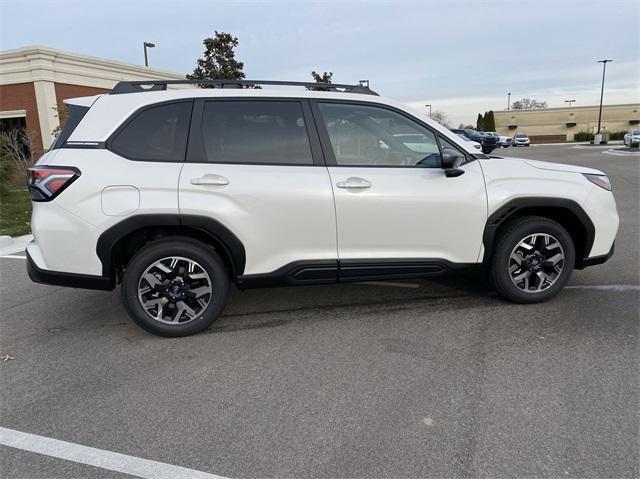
[623,129,640,147]
[456,133,482,150]
[513,133,531,147]
[485,131,512,147]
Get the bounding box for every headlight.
[583,173,612,191]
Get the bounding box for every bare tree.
[430,110,451,128]
[511,98,548,110]
[0,129,36,179]
[458,123,474,129]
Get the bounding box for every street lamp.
[596,59,612,134]
[564,99,576,107]
[507,92,511,110]
[143,42,155,67]
[425,104,432,118]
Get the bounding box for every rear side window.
[50,104,89,150]
[110,101,192,162]
[200,101,313,165]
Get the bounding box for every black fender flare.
[96,214,246,278]
[482,197,595,267]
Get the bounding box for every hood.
[494,157,604,175]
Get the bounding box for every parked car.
[450,128,500,154]
[623,129,640,147]
[28,79,618,336]
[484,131,512,147]
[513,132,531,147]
[455,133,481,150]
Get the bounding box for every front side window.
[200,101,313,165]
[317,103,441,167]
[110,101,192,162]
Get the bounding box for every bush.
[609,131,628,140]
[574,131,594,142]
[0,158,14,195]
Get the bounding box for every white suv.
[27,80,619,336]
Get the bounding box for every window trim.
[185,97,325,167]
[105,99,194,163]
[310,99,473,168]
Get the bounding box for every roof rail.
[110,79,378,96]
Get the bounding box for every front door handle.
[191,174,229,186]
[336,177,371,189]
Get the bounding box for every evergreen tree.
[484,111,496,131]
[187,31,245,87]
[476,113,485,131]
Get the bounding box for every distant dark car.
[450,128,500,153]
[513,132,531,147]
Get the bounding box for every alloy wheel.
[508,233,565,293]
[137,256,212,324]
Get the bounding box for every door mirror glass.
[441,148,464,169]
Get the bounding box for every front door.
[312,101,487,280]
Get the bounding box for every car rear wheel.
[491,216,575,303]
[121,237,229,337]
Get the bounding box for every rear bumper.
[26,249,114,291]
[576,242,615,269]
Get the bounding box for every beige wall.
[494,104,640,142]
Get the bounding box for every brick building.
[0,45,185,155]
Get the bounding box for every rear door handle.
[336,177,371,189]
[191,174,229,186]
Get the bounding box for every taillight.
[27,166,80,201]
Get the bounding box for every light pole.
[596,59,612,134]
[143,42,155,67]
[507,92,511,110]
[425,104,432,118]
[564,99,576,107]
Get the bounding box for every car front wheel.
[121,237,229,337]
[491,216,575,303]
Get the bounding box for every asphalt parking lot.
[1,143,638,479]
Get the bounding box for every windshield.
[515,133,528,138]
[633,129,640,135]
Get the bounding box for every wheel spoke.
[190,285,212,298]
[517,240,534,251]
[142,273,162,288]
[156,262,173,274]
[510,252,524,265]
[545,253,564,265]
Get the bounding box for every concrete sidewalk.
[0,234,32,256]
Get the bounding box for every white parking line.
[0,254,26,259]
[0,427,229,479]
[566,284,640,291]
[603,149,640,157]
[358,281,420,288]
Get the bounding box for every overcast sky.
[1,0,638,125]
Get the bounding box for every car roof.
[65,85,482,155]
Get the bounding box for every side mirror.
[441,148,465,177]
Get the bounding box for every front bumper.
[26,249,113,291]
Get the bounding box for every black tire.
[491,216,575,304]
[122,237,229,337]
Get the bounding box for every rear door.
[179,98,337,279]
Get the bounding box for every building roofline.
[0,45,185,87]
[494,103,640,114]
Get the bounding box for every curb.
[0,234,33,256]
